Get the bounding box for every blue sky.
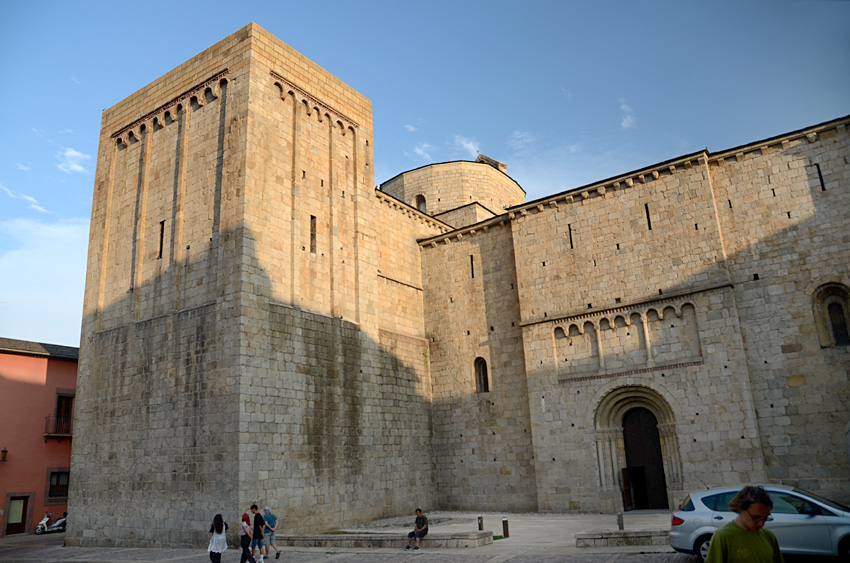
[1,1,848,346]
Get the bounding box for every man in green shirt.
[706,485,784,563]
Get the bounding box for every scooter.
[34,511,66,534]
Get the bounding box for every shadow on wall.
[68,225,436,548]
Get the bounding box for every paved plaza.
[2,511,691,562]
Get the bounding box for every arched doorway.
[593,385,681,512]
[622,407,668,510]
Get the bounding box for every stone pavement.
[0,511,706,562]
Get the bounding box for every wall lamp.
[0,448,7,463]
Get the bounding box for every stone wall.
[420,220,538,511]
[709,123,850,498]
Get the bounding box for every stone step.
[575,530,669,548]
[279,531,494,549]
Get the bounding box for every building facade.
[0,338,77,536]
[68,23,850,547]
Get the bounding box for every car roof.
[689,484,795,496]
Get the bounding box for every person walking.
[239,513,257,563]
[207,514,228,563]
[404,508,428,551]
[263,506,281,559]
[705,485,784,563]
[250,504,266,562]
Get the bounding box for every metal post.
[617,512,624,531]
[502,517,509,538]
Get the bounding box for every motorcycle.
[34,511,66,535]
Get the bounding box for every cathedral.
[67,23,850,547]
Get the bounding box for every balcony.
[43,416,73,442]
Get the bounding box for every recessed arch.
[593,385,681,511]
[813,283,850,347]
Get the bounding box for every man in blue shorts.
[404,508,428,551]
[263,506,281,559]
[250,504,265,562]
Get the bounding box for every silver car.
[669,484,850,561]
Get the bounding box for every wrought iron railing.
[44,416,73,435]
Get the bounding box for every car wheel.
[695,535,712,562]
[839,536,850,561]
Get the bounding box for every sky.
[0,1,848,347]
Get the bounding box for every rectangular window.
[54,394,73,434]
[310,215,317,254]
[644,203,653,230]
[44,467,70,504]
[48,471,69,498]
[470,255,475,279]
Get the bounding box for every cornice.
[111,69,230,141]
[271,70,358,131]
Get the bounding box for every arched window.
[813,283,850,348]
[474,357,489,393]
[828,302,850,346]
[415,194,427,213]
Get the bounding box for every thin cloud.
[413,143,433,161]
[507,131,536,155]
[56,147,91,174]
[404,124,419,133]
[453,135,480,160]
[16,162,31,171]
[1,184,49,213]
[70,76,80,84]
[619,98,636,130]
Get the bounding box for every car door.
[765,490,831,555]
[705,491,738,530]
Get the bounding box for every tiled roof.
[0,337,79,360]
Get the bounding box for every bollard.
[617,512,624,531]
[478,516,483,531]
[502,517,510,538]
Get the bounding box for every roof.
[0,337,79,361]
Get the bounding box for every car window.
[703,492,736,511]
[794,488,848,513]
[680,496,695,511]
[769,492,821,515]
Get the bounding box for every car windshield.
[794,487,850,512]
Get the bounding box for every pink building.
[0,338,77,536]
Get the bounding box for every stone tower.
[68,23,446,547]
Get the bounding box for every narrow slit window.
[470,255,475,279]
[644,203,652,230]
[310,215,317,254]
[157,220,165,259]
[568,224,574,249]
[815,163,826,191]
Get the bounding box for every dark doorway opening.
[622,407,668,510]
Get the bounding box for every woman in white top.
[207,514,228,563]
[239,513,257,563]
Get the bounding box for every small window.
[310,215,317,254]
[813,283,850,347]
[474,357,489,393]
[828,302,850,346]
[48,471,69,498]
[44,467,70,504]
[415,194,427,213]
